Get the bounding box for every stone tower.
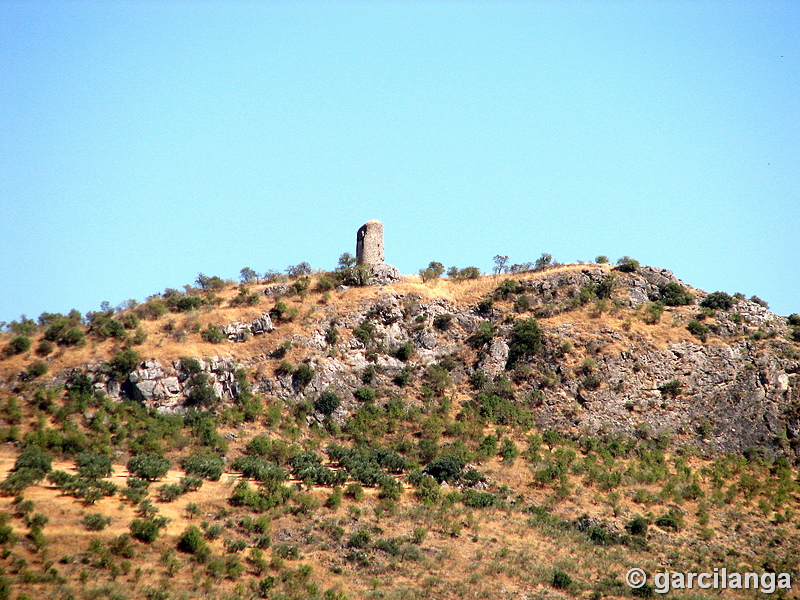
[356,220,384,265]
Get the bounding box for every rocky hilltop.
[1,261,800,600]
[13,262,797,460]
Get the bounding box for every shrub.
[552,570,572,589]
[658,380,682,398]
[172,295,204,312]
[63,326,87,346]
[352,320,375,345]
[393,342,414,362]
[35,340,54,356]
[494,278,524,300]
[433,313,453,331]
[108,349,140,381]
[625,515,648,536]
[615,256,639,272]
[700,291,734,311]
[182,453,224,481]
[130,517,166,543]
[127,454,170,481]
[25,360,49,379]
[6,335,31,355]
[314,390,341,416]
[76,452,113,480]
[292,364,315,389]
[353,387,375,403]
[477,297,494,316]
[82,513,112,531]
[346,530,371,549]
[201,324,224,343]
[659,282,694,306]
[595,255,609,264]
[654,509,683,531]
[506,318,542,367]
[534,253,553,271]
[423,455,464,483]
[687,320,710,342]
[448,266,481,280]
[177,525,210,560]
[419,262,445,282]
[498,438,519,464]
[788,314,800,327]
[240,267,258,283]
[393,366,412,387]
[157,483,184,502]
[462,489,495,508]
[643,302,664,324]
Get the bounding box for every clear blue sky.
[2,1,798,323]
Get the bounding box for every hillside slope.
[0,263,798,600]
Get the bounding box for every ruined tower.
[356,220,385,265]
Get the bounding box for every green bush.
[76,452,113,480]
[35,339,55,356]
[292,364,315,388]
[6,335,31,355]
[129,517,166,543]
[25,360,49,379]
[201,324,224,343]
[108,349,140,381]
[182,453,224,481]
[178,525,210,560]
[700,291,734,311]
[157,483,184,502]
[657,380,682,398]
[462,489,495,508]
[393,342,414,362]
[506,318,542,367]
[654,509,684,531]
[127,454,170,481]
[615,256,639,272]
[346,530,371,549]
[433,313,453,331]
[314,390,341,416]
[625,515,648,536]
[423,455,464,483]
[643,302,664,324]
[687,320,710,342]
[353,387,376,402]
[352,320,375,345]
[658,282,694,306]
[87,312,126,340]
[82,513,112,531]
[419,262,445,282]
[788,314,800,327]
[62,327,86,346]
[552,570,572,589]
[393,366,412,387]
[172,295,204,312]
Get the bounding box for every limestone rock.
[369,263,401,285]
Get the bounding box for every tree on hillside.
[493,255,509,275]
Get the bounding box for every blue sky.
[1,1,798,323]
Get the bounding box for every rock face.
[221,313,274,342]
[76,264,799,458]
[369,263,401,285]
[89,356,242,413]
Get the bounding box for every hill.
[0,262,798,600]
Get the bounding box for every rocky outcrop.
[369,263,402,285]
[221,312,274,342]
[71,265,798,458]
[89,356,242,413]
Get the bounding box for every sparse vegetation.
[0,261,797,600]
